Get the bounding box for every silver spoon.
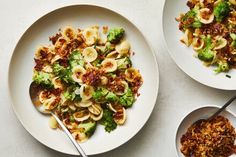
[29,82,87,157]
[193,95,236,124]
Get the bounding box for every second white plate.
[163,0,236,90]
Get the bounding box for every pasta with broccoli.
[32,25,143,142]
[176,0,236,74]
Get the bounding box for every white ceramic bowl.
[176,106,236,157]
[8,4,159,156]
[163,0,236,90]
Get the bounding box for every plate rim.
[162,0,236,91]
[7,4,160,155]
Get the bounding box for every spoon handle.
[209,95,236,120]
[51,113,88,157]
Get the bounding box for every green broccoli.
[33,70,54,88]
[63,85,81,101]
[68,50,84,68]
[213,1,230,22]
[92,87,109,102]
[117,57,132,69]
[107,28,125,44]
[198,36,215,62]
[101,109,117,132]
[230,33,236,48]
[78,122,97,137]
[105,92,118,102]
[182,9,197,21]
[119,88,135,108]
[52,62,73,84]
[214,61,229,73]
[192,20,202,28]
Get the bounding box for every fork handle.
[51,113,88,157]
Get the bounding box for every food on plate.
[180,115,236,157]
[32,25,143,142]
[176,0,236,73]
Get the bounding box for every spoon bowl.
[175,106,236,157]
[29,82,87,157]
[29,82,51,114]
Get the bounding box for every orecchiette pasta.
[32,25,143,142]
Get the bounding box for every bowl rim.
[7,3,160,156]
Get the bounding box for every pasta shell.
[125,68,141,82]
[214,36,227,50]
[100,76,108,85]
[228,11,236,25]
[192,38,205,50]
[101,58,118,73]
[62,26,76,41]
[52,77,64,89]
[42,65,53,73]
[180,29,193,47]
[51,54,62,64]
[82,27,99,46]
[73,109,90,122]
[49,116,58,129]
[90,110,103,121]
[114,106,126,125]
[82,47,98,62]
[63,120,78,130]
[88,104,102,115]
[76,100,93,108]
[197,8,214,24]
[107,103,117,113]
[106,51,120,59]
[54,37,67,50]
[114,81,129,95]
[72,65,86,84]
[80,84,94,100]
[72,131,88,143]
[115,40,131,57]
[229,0,236,5]
[39,90,49,104]
[43,96,58,110]
[35,46,49,60]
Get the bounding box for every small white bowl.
[175,106,236,157]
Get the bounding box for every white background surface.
[1,0,236,157]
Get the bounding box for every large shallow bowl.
[8,4,159,156]
[163,0,236,90]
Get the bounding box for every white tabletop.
[1,0,236,156]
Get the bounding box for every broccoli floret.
[63,85,81,101]
[214,61,229,73]
[78,122,97,137]
[107,28,125,44]
[92,87,109,102]
[52,63,73,84]
[198,49,214,62]
[119,88,135,108]
[117,57,132,69]
[198,36,215,62]
[230,33,236,48]
[69,50,84,68]
[182,9,197,21]
[101,109,117,132]
[192,20,202,28]
[105,92,118,102]
[33,70,54,88]
[214,1,230,22]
